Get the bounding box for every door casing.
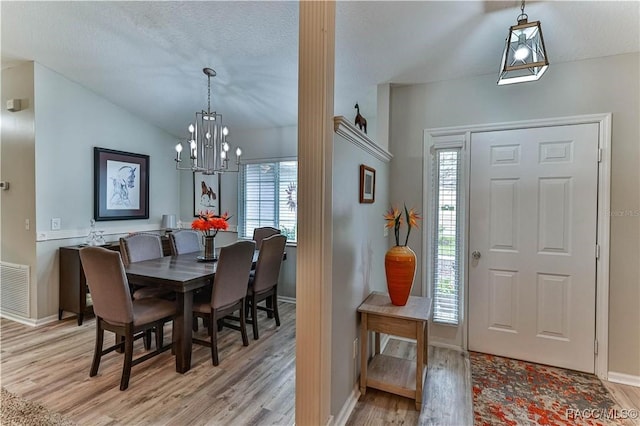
[423,113,611,379]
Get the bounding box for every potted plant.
[192,210,230,260]
[384,205,422,305]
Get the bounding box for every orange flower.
[191,210,231,236]
[406,207,421,229]
[384,204,422,247]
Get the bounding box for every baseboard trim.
[278,296,296,304]
[332,383,361,426]
[607,372,640,387]
[0,312,58,327]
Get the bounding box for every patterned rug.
[470,352,630,426]
[1,388,76,426]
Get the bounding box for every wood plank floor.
[2,310,638,425]
[0,303,296,425]
[346,342,472,426]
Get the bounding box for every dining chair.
[79,246,176,390]
[252,226,281,250]
[168,230,201,255]
[169,229,208,332]
[120,233,172,300]
[192,240,255,366]
[246,234,286,339]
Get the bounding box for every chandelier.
[497,0,549,85]
[174,67,242,174]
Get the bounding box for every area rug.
[470,352,629,426]
[1,387,76,426]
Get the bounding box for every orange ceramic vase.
[384,245,416,306]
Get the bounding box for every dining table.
[124,250,259,373]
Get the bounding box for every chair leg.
[192,313,199,332]
[90,318,104,377]
[273,293,280,327]
[251,295,259,340]
[115,334,124,353]
[266,297,274,319]
[143,330,152,350]
[120,325,134,391]
[240,300,249,347]
[155,322,164,350]
[210,312,219,366]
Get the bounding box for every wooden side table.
[358,291,431,410]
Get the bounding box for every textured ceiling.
[2,1,639,139]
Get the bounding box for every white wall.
[389,53,640,376]
[29,62,179,319]
[330,126,390,417]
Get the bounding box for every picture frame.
[94,147,149,221]
[359,164,376,204]
[193,173,221,217]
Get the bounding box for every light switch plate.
[51,218,61,230]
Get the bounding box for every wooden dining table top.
[124,251,260,292]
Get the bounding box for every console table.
[358,291,431,410]
[59,237,171,325]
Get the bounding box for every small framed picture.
[193,173,220,217]
[94,147,149,221]
[359,164,376,204]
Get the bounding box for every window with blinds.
[238,160,297,242]
[431,149,461,325]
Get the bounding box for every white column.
[296,1,335,425]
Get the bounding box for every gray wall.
[1,62,181,320]
[330,130,389,416]
[389,53,640,376]
[0,62,37,314]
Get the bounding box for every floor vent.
[1,262,30,317]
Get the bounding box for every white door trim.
[424,113,611,380]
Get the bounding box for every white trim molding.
[278,296,297,304]
[0,312,58,327]
[331,384,361,426]
[333,116,393,163]
[607,372,640,388]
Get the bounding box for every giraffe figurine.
[354,103,367,134]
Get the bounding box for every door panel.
[468,124,598,373]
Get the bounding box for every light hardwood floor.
[0,303,296,425]
[2,310,638,426]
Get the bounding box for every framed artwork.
[94,147,149,221]
[359,164,376,204]
[193,173,220,217]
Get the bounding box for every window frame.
[424,135,467,327]
[238,157,298,243]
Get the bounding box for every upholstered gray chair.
[252,227,281,250]
[168,230,201,255]
[192,240,255,366]
[119,233,172,300]
[246,234,286,339]
[79,246,176,390]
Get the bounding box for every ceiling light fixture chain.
[174,67,242,174]
[518,0,528,22]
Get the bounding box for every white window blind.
[239,160,297,242]
[431,149,461,325]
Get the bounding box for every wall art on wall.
[94,147,149,221]
[360,164,376,204]
[194,173,220,217]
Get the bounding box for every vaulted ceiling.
[2,1,638,138]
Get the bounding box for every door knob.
[472,250,481,260]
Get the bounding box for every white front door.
[468,124,599,373]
